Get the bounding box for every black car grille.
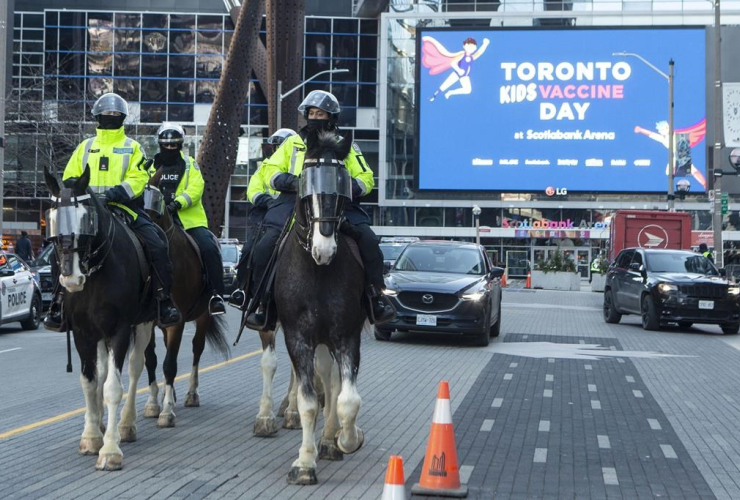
[679,284,727,299]
[397,292,459,311]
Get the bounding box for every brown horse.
[142,174,230,427]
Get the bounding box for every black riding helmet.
[298,90,341,124]
[157,122,185,149]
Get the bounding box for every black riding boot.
[369,286,396,325]
[152,268,181,328]
[209,294,226,315]
[228,288,247,309]
[43,285,66,332]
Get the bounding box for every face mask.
[157,148,181,165]
[305,119,331,133]
[96,115,125,130]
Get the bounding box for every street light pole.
[711,0,724,268]
[274,68,349,133]
[668,59,675,211]
[613,52,674,210]
[472,205,481,245]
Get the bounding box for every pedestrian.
[16,231,33,262]
[699,243,714,263]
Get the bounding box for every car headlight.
[729,286,740,296]
[462,291,486,301]
[658,283,678,293]
[383,288,398,297]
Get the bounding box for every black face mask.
[96,115,125,130]
[157,147,181,165]
[305,119,331,133]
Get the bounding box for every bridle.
[294,157,349,254]
[50,192,116,278]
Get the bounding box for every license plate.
[699,300,714,310]
[42,293,52,301]
[416,314,437,326]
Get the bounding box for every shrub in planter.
[533,249,580,291]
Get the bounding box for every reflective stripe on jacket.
[64,127,148,219]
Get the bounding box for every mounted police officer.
[230,128,296,309]
[246,90,395,328]
[44,93,181,331]
[152,122,226,315]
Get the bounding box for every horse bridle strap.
[50,194,93,204]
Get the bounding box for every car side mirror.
[629,262,643,272]
[489,266,505,279]
[383,261,392,274]
[0,268,14,277]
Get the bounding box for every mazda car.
[377,241,504,346]
[604,248,740,334]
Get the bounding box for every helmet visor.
[91,93,128,116]
[299,165,352,200]
[143,186,165,215]
[297,91,341,115]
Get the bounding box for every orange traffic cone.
[525,271,532,289]
[500,272,507,288]
[382,455,406,500]
[411,381,468,498]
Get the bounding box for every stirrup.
[209,295,226,316]
[228,289,247,310]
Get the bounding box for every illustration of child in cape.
[422,36,490,101]
[634,118,707,189]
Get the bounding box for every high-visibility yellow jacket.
[247,163,277,206]
[64,127,149,219]
[150,151,209,230]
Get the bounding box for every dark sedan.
[377,241,504,346]
[604,248,740,334]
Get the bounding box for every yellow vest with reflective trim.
[63,127,149,219]
[149,152,209,230]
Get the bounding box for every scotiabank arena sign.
[503,218,610,239]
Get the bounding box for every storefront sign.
[691,230,714,247]
[503,218,610,230]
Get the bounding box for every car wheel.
[641,295,660,331]
[721,323,740,335]
[474,311,492,347]
[490,303,501,338]
[677,321,693,329]
[603,290,622,324]
[374,327,393,341]
[21,294,42,331]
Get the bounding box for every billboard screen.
[416,28,707,193]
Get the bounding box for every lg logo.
[545,186,567,196]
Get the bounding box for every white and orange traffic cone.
[411,381,468,498]
[500,271,507,288]
[525,271,532,289]
[382,455,406,500]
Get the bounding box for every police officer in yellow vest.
[44,93,181,331]
[246,90,395,329]
[151,123,226,315]
[699,243,715,263]
[230,128,296,309]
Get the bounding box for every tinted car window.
[395,245,485,275]
[616,250,634,269]
[380,244,405,261]
[221,244,239,263]
[646,252,718,275]
[631,252,643,267]
[7,255,23,272]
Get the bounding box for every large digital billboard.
[416,28,707,193]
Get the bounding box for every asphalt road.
[2,289,740,499]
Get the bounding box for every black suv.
[604,248,740,334]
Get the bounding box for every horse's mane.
[305,131,352,160]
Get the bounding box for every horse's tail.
[205,314,231,360]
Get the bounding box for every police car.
[0,252,43,330]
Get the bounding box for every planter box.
[531,270,581,291]
[591,273,606,293]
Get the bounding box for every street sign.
[722,193,729,214]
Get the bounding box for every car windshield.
[380,244,406,261]
[395,245,485,275]
[221,245,239,263]
[646,252,719,275]
[31,245,53,267]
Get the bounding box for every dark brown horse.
[142,173,229,427]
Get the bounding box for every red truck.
[609,210,692,261]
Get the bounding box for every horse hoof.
[335,427,365,455]
[96,452,123,471]
[78,437,103,455]
[143,404,161,418]
[254,416,279,437]
[318,439,344,461]
[119,425,136,443]
[283,410,302,430]
[277,397,289,418]
[184,393,200,407]
[157,413,176,428]
[287,467,317,485]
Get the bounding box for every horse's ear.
[43,167,61,198]
[74,164,91,194]
[338,132,353,160]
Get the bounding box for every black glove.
[167,200,182,215]
[254,193,275,209]
[143,158,154,171]
[273,173,300,193]
[103,186,128,203]
[264,197,276,210]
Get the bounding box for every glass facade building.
[7,1,740,269]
